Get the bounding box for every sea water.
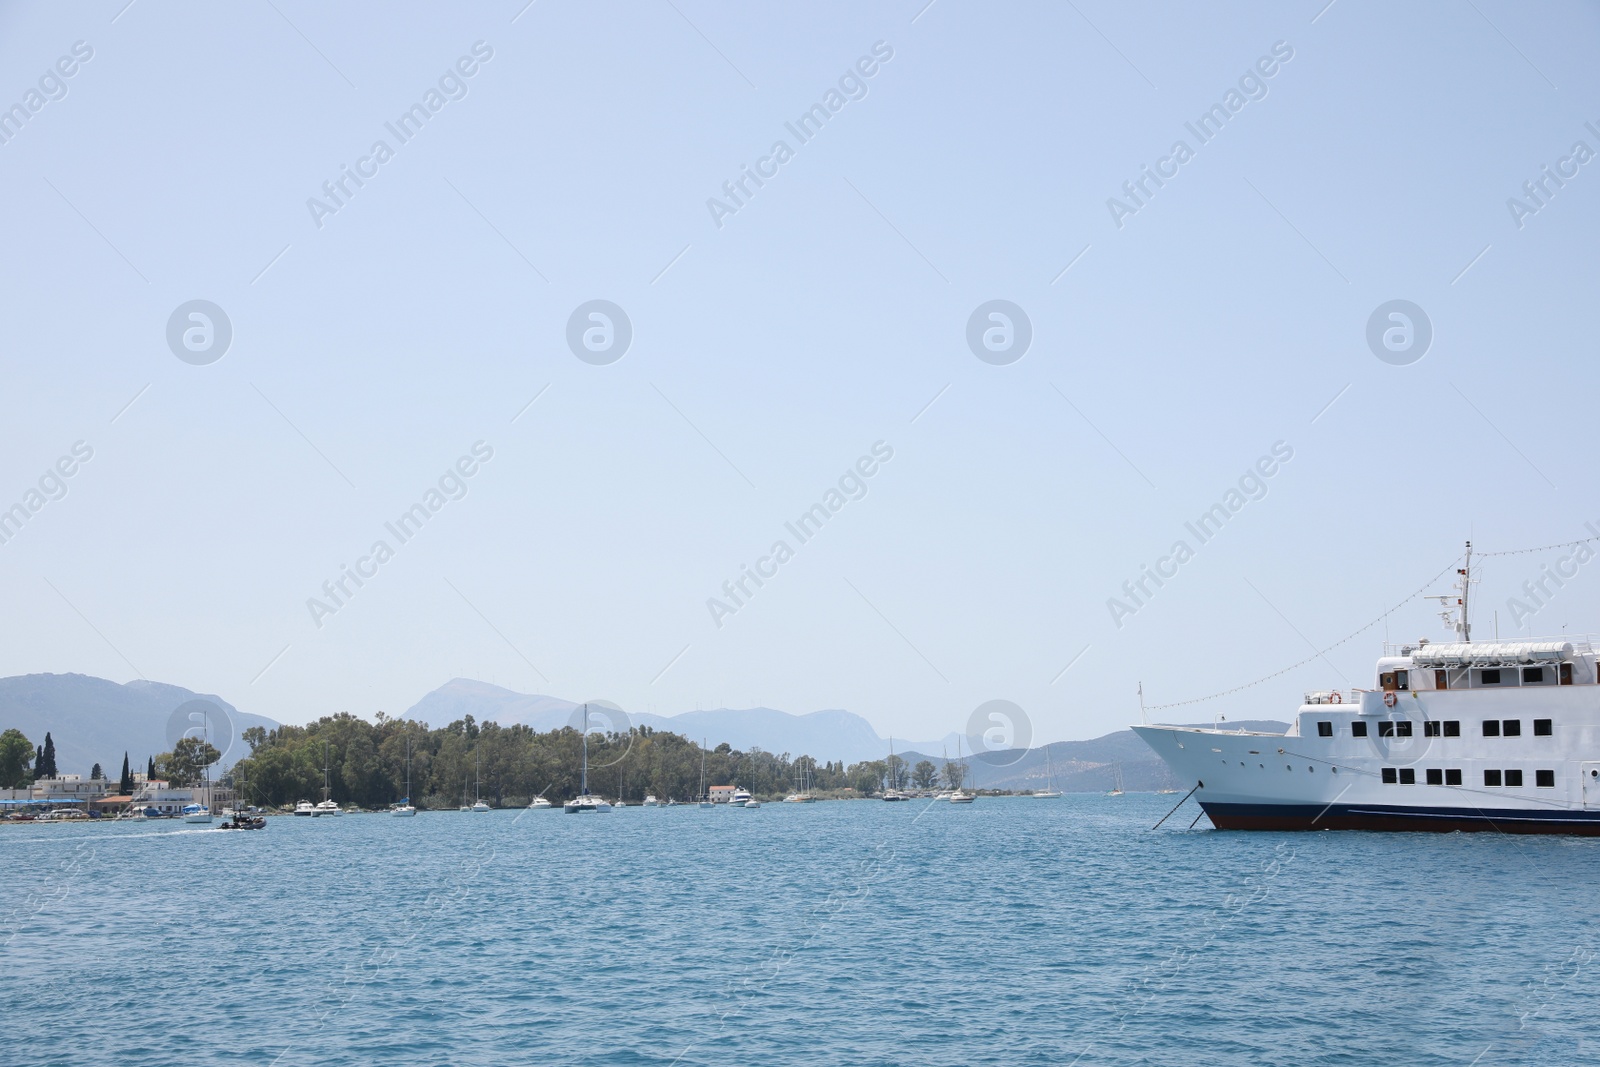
[3,796,1597,1066]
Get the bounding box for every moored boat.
[1136,544,1600,834]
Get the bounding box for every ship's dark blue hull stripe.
[1202,801,1600,834]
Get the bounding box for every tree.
[242,726,268,752]
[90,763,104,780]
[147,756,156,779]
[156,737,221,787]
[0,729,33,788]
[36,732,57,779]
[912,760,937,789]
[119,753,133,795]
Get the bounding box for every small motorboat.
[470,799,491,813]
[293,800,316,816]
[642,795,660,807]
[529,797,553,809]
[218,812,266,830]
[313,799,343,817]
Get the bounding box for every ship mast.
[1460,541,1472,643]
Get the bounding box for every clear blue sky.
[2,0,1598,745]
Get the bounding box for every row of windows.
[1380,666,1576,690]
[1380,767,1557,787]
[1484,719,1555,737]
[1318,718,1554,738]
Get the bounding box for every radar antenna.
[1425,541,1474,642]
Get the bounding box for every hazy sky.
[3,0,1599,747]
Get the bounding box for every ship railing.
[1302,688,1370,706]
[1382,635,1599,657]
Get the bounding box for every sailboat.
[314,741,343,816]
[564,704,613,812]
[470,753,490,812]
[182,714,215,824]
[697,740,714,809]
[392,738,417,816]
[1106,762,1125,797]
[948,737,975,804]
[1034,743,1063,799]
[882,736,909,801]
[783,757,816,802]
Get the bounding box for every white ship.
[1137,544,1600,835]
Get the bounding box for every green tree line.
[223,712,903,809]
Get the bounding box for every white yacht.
[467,754,490,812]
[948,738,976,803]
[727,787,752,807]
[314,742,343,815]
[641,794,660,807]
[1034,745,1063,798]
[697,740,714,809]
[883,736,910,801]
[182,803,213,824]
[393,739,417,817]
[293,799,315,816]
[564,704,614,813]
[1136,544,1600,834]
[529,796,553,809]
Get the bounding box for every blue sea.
[4,796,1598,1066]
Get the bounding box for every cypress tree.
[39,733,57,778]
[90,762,104,780]
[119,753,133,794]
[147,755,155,779]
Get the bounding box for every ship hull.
[1202,800,1600,834]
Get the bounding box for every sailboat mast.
[581,704,589,796]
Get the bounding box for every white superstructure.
[1137,633,1600,835]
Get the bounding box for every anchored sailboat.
[393,738,417,816]
[564,704,613,813]
[1034,744,1063,799]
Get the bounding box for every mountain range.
[0,673,279,779]
[0,672,1287,792]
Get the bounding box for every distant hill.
[0,668,1285,790]
[407,680,898,763]
[899,720,1289,793]
[0,673,278,776]
[405,679,1286,789]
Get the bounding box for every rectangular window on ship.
[1426,768,1443,785]
[1317,721,1332,737]
[1505,769,1524,787]
[1381,767,1398,784]
[1484,769,1503,787]
[1503,719,1522,737]
[1483,720,1500,737]
[1352,722,1368,738]
[1398,768,1416,785]
[1444,721,1460,737]
[1536,770,1555,787]
[1534,719,1552,736]
[1446,769,1462,785]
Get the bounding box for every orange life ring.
[1329,691,1342,704]
[1384,692,1398,708]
